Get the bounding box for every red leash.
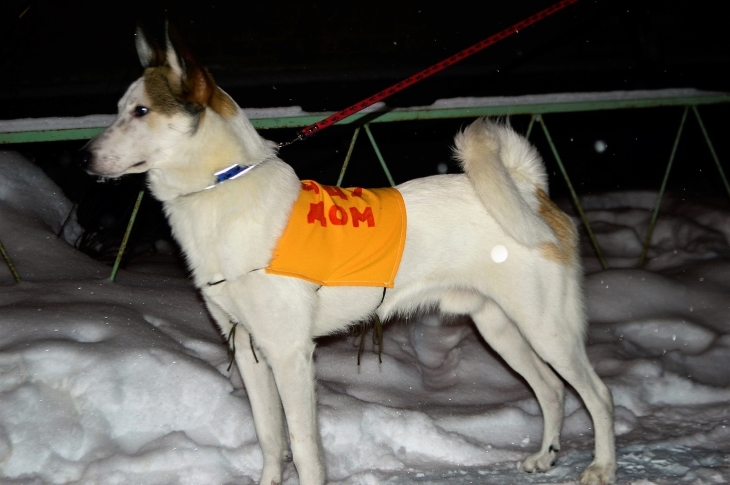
[287,0,580,144]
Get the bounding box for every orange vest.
[266,180,406,288]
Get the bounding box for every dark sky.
[2,0,728,118]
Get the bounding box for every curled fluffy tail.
[453,118,557,247]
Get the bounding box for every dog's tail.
[453,118,557,247]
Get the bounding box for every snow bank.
[1,151,730,484]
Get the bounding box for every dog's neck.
[182,157,282,198]
[146,108,278,202]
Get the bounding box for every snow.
[427,88,729,109]
[1,150,729,484]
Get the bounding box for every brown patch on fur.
[183,67,214,106]
[143,65,235,119]
[183,66,237,117]
[143,67,186,115]
[210,86,238,118]
[536,188,578,266]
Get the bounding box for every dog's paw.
[259,466,282,485]
[520,446,558,473]
[579,461,617,485]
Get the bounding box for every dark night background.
[1,0,728,265]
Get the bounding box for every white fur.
[83,37,617,485]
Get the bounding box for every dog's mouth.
[86,160,147,179]
[125,160,149,173]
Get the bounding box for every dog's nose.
[75,148,93,170]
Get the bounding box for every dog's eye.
[133,106,149,117]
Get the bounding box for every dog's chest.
[164,196,274,285]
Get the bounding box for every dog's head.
[81,27,238,179]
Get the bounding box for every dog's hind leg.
[206,299,289,485]
[471,299,565,473]
[508,298,616,485]
[526,332,615,484]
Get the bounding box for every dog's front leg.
[205,298,289,485]
[225,274,325,485]
[261,337,325,485]
[234,326,290,485]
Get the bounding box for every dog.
[81,28,617,485]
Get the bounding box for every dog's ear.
[164,34,186,88]
[135,25,166,68]
[135,27,154,68]
[164,25,216,108]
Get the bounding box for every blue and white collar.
[204,163,256,190]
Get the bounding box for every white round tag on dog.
[491,245,508,263]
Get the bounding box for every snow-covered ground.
[1,150,729,484]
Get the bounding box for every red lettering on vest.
[350,206,375,227]
[324,186,349,200]
[307,202,327,226]
[302,181,320,194]
[352,187,363,198]
[329,205,349,225]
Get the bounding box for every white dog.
[82,29,616,485]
